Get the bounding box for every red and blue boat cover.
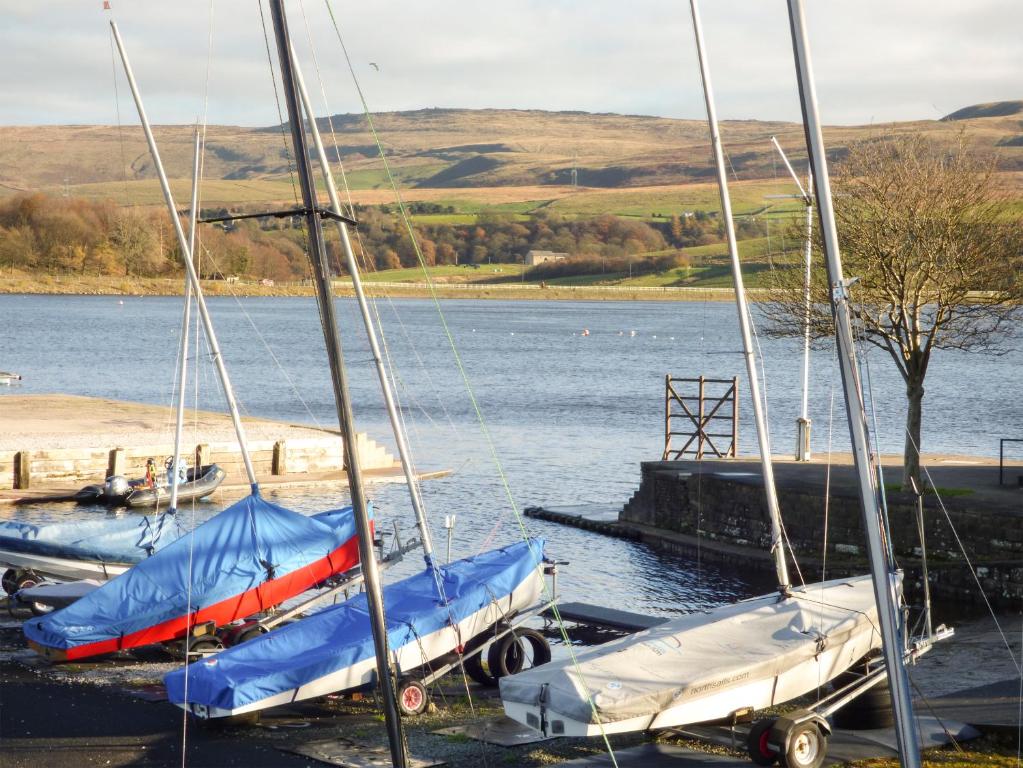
[165,538,544,716]
[23,493,361,661]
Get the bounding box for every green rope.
[321,4,619,763]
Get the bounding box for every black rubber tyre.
[13,573,50,616]
[747,718,778,766]
[461,634,499,687]
[187,635,224,663]
[236,625,268,644]
[397,679,429,716]
[2,568,20,595]
[781,722,827,768]
[224,622,268,646]
[27,597,54,617]
[512,628,552,669]
[487,632,526,679]
[487,627,553,679]
[832,675,894,730]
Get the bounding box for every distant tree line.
[0,192,765,282]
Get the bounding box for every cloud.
[0,0,1019,127]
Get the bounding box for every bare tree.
[762,134,1023,489]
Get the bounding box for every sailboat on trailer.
[22,28,363,663]
[500,3,948,766]
[0,513,182,587]
[163,2,550,727]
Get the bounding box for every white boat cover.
[18,579,102,609]
[500,575,881,731]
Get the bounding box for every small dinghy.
[166,538,546,719]
[16,579,102,614]
[74,460,225,508]
[0,513,183,585]
[24,493,361,661]
[500,575,881,736]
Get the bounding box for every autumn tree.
[111,209,161,276]
[762,134,1023,489]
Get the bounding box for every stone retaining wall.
[0,433,396,489]
[620,461,1023,609]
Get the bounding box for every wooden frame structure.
[663,375,738,460]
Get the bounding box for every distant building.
[526,250,568,266]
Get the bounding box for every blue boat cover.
[165,538,545,713]
[23,493,361,654]
[0,514,182,564]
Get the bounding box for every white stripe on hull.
[0,549,129,583]
[185,570,544,718]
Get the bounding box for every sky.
[0,1,1020,128]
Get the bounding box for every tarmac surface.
[1,608,1020,768]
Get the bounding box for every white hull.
[501,576,881,737]
[0,549,129,583]
[186,568,543,718]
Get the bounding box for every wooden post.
[195,443,211,469]
[697,376,706,459]
[13,451,30,490]
[107,448,125,478]
[663,374,671,461]
[731,376,739,458]
[272,440,287,476]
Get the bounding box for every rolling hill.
[1,102,1021,212]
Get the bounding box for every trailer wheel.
[397,679,429,716]
[2,569,21,595]
[747,718,778,765]
[780,721,826,768]
[13,573,51,616]
[187,635,224,662]
[236,625,268,644]
[225,622,268,646]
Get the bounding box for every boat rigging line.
[769,135,815,462]
[689,0,791,596]
[785,0,922,763]
[266,1,408,763]
[176,124,203,768]
[256,0,300,208]
[318,2,622,763]
[108,22,258,491]
[288,37,443,583]
[298,24,462,443]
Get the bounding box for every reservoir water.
[1,294,1020,618]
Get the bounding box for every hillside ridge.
[0,102,1019,200]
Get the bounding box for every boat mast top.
[785,1,920,764]
[689,0,790,594]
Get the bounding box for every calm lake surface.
[1,294,1020,617]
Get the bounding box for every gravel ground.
[2,603,1017,768]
